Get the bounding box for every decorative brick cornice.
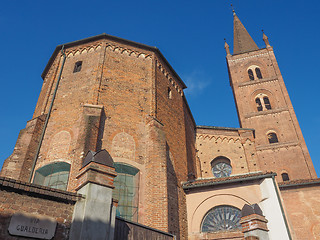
[0,177,82,203]
[156,59,184,96]
[66,44,102,57]
[106,43,152,59]
[196,134,241,143]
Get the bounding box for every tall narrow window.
[255,67,262,79]
[267,132,279,144]
[73,61,82,73]
[263,97,272,110]
[255,98,263,111]
[168,87,172,99]
[113,163,140,222]
[33,162,71,190]
[281,173,290,181]
[248,69,254,81]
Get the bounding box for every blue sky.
[1,0,320,175]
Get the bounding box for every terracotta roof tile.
[182,172,275,190]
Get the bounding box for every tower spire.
[233,12,259,54]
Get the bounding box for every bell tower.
[225,11,317,181]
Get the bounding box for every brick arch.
[190,194,250,233]
[250,89,276,112]
[47,130,72,161]
[245,237,259,240]
[243,60,268,80]
[111,131,136,162]
[266,129,280,143]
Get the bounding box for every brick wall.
[1,36,197,240]
[0,177,79,240]
[226,47,317,181]
[196,127,259,178]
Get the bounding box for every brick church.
[1,10,320,240]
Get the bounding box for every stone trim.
[83,104,104,109]
[245,107,289,119]
[238,76,278,87]
[229,51,271,63]
[197,125,255,131]
[0,177,82,203]
[256,141,299,151]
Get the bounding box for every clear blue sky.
[1,1,320,175]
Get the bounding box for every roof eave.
[182,173,276,191]
[41,33,187,89]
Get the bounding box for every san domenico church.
[1,9,320,240]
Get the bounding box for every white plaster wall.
[259,178,290,240]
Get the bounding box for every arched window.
[201,205,242,232]
[211,157,232,178]
[255,98,263,111]
[263,97,272,110]
[248,69,254,81]
[33,162,70,190]
[247,65,263,81]
[255,94,273,112]
[255,67,262,79]
[113,163,140,222]
[267,132,279,144]
[281,173,290,181]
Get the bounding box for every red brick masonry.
[0,177,82,240]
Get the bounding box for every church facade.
[1,12,320,240]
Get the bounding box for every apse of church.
[1,9,320,240]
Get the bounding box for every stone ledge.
[0,177,82,203]
[238,76,278,87]
[256,141,299,151]
[244,107,289,119]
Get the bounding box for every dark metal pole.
[28,45,66,182]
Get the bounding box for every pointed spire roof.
[233,11,259,55]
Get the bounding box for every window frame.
[210,156,232,178]
[267,132,279,144]
[113,163,140,222]
[73,61,83,73]
[201,205,242,233]
[33,162,71,190]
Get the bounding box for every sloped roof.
[182,172,275,190]
[278,178,320,188]
[233,12,259,55]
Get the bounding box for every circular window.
[201,205,241,232]
[212,161,232,178]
